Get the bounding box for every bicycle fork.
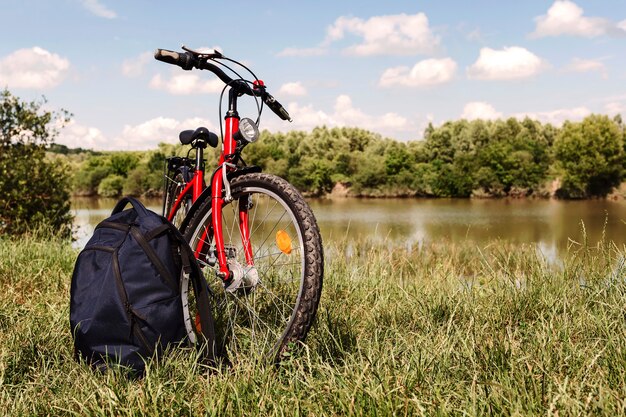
[194,114,258,288]
[206,166,257,286]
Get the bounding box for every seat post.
[191,141,207,202]
[194,140,206,171]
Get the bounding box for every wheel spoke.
[182,174,322,363]
[256,279,296,312]
[252,246,301,262]
[251,210,290,260]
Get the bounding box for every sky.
[1,0,625,150]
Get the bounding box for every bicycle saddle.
[179,127,218,147]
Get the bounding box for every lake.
[72,197,626,257]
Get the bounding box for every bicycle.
[154,46,323,363]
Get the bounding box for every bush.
[123,165,162,196]
[554,115,624,197]
[0,89,72,236]
[98,175,125,197]
[73,164,111,196]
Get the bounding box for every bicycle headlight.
[235,118,259,143]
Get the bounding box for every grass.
[2,233,626,416]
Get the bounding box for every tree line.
[58,114,625,199]
[3,87,624,236]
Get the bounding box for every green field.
[2,234,626,416]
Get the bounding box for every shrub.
[554,115,624,198]
[0,89,72,236]
[98,175,125,197]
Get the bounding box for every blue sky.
[1,0,625,150]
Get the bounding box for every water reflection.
[308,198,626,255]
[72,197,163,247]
[72,197,626,258]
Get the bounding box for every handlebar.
[154,48,292,122]
[154,49,195,70]
[263,92,292,122]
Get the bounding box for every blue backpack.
[70,197,214,373]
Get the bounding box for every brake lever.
[182,45,223,59]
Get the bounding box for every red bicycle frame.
[166,169,204,220]
[167,88,255,282]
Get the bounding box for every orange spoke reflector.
[276,230,292,255]
[195,313,202,333]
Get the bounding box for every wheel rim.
[184,185,306,361]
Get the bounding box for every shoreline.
[71,190,626,201]
[71,177,626,202]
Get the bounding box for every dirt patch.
[549,178,561,197]
[608,182,626,200]
[329,182,350,198]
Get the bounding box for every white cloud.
[278,81,307,97]
[122,52,152,77]
[277,47,327,57]
[57,96,413,150]
[380,58,457,88]
[459,102,592,125]
[115,116,217,150]
[564,58,607,78]
[0,47,70,89]
[461,102,502,120]
[465,28,485,43]
[531,0,626,38]
[118,117,181,148]
[57,120,108,149]
[79,0,117,19]
[263,94,412,136]
[149,72,223,95]
[58,116,218,150]
[325,13,440,56]
[332,94,412,132]
[467,46,546,80]
[277,103,335,130]
[279,12,440,57]
[514,106,591,125]
[605,102,626,115]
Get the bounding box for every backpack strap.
[166,222,216,362]
[111,248,154,356]
[144,222,183,273]
[128,226,178,292]
[112,196,151,217]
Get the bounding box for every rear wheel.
[182,173,323,363]
[164,169,191,228]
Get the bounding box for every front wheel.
[183,173,323,363]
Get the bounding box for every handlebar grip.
[154,49,195,70]
[264,93,292,122]
[277,106,292,122]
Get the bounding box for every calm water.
[72,197,626,256]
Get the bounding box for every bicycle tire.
[182,172,323,363]
[164,169,192,228]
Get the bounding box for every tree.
[73,156,112,196]
[109,152,139,177]
[384,142,411,177]
[98,174,125,197]
[474,118,550,195]
[554,115,624,198]
[0,89,72,236]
